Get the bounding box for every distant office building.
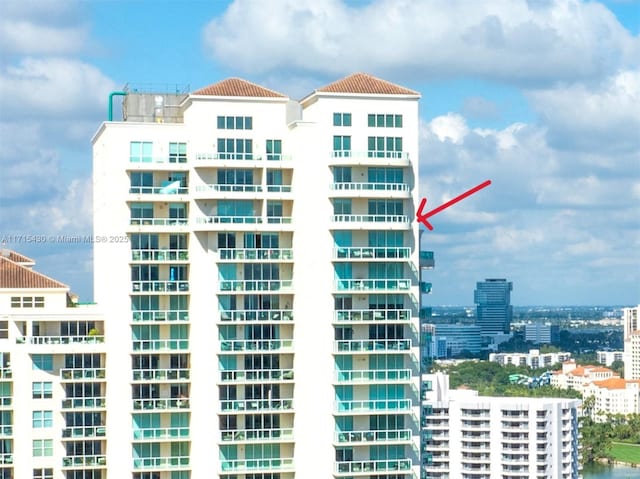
[434,324,482,357]
[596,350,624,367]
[623,305,640,380]
[422,372,581,479]
[490,349,571,369]
[524,322,559,344]
[474,278,513,336]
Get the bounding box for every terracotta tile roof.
[193,78,287,98]
[1,249,35,265]
[592,378,628,390]
[0,255,68,289]
[316,72,419,96]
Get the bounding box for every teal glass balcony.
[132,398,190,411]
[219,280,292,292]
[331,214,410,224]
[334,247,410,260]
[335,429,412,444]
[219,309,293,323]
[0,426,12,437]
[334,399,412,413]
[328,150,410,166]
[335,459,411,475]
[196,216,262,225]
[218,248,293,261]
[132,280,189,292]
[130,218,188,226]
[334,368,411,383]
[420,251,435,268]
[220,398,293,413]
[61,368,106,381]
[196,152,258,161]
[419,307,432,320]
[334,339,412,353]
[61,397,106,410]
[196,184,263,193]
[132,427,189,440]
[132,368,190,381]
[0,453,12,464]
[131,249,188,261]
[334,309,411,323]
[132,310,189,322]
[330,182,409,192]
[62,425,106,439]
[133,456,189,469]
[220,339,293,353]
[220,458,294,473]
[220,368,294,383]
[335,279,411,292]
[132,339,189,351]
[62,455,107,468]
[220,427,294,443]
[0,368,11,380]
[129,186,188,195]
[420,282,432,294]
[26,335,105,345]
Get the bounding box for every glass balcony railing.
[331,182,409,192]
[334,368,411,383]
[0,426,12,436]
[132,281,189,292]
[133,456,189,469]
[220,339,293,353]
[132,310,189,322]
[133,398,190,410]
[133,427,189,440]
[335,429,412,444]
[129,186,188,195]
[266,185,292,193]
[334,309,411,323]
[0,369,11,380]
[61,397,106,410]
[0,398,11,407]
[221,427,294,443]
[334,246,410,260]
[334,339,412,353]
[420,251,435,268]
[420,282,433,294]
[22,335,104,345]
[220,369,294,383]
[197,216,262,225]
[62,425,106,438]
[218,248,293,261]
[220,280,292,292]
[334,399,412,413]
[62,455,107,468]
[335,459,412,474]
[0,453,12,465]
[132,368,190,381]
[195,184,262,193]
[196,152,259,161]
[220,458,294,472]
[130,218,188,226]
[335,279,411,291]
[219,309,293,322]
[330,151,410,160]
[220,398,293,412]
[132,339,189,351]
[131,249,188,261]
[61,368,106,381]
[331,214,410,224]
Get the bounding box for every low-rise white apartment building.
[421,372,581,479]
[596,350,624,367]
[550,360,619,392]
[582,378,640,418]
[489,349,571,369]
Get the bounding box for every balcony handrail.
[335,458,412,473]
[130,218,188,226]
[221,427,294,442]
[133,456,189,468]
[23,335,105,345]
[219,279,293,292]
[129,186,188,195]
[331,214,410,223]
[334,399,412,412]
[132,426,189,440]
[330,150,409,160]
[335,278,412,291]
[131,249,188,261]
[61,397,106,409]
[132,368,190,381]
[132,398,190,410]
[132,310,188,322]
[334,246,411,260]
[62,454,107,467]
[219,309,293,322]
[131,280,189,292]
[334,309,411,322]
[61,368,106,380]
[331,182,410,192]
[197,216,263,225]
[196,152,260,161]
[220,457,294,472]
[220,339,293,353]
[195,184,263,193]
[220,398,294,412]
[62,425,106,438]
[335,368,412,382]
[220,368,294,383]
[334,338,412,353]
[132,339,189,351]
[335,428,412,443]
[218,248,293,261]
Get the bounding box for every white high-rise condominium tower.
[92,73,429,479]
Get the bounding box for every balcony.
[220,458,294,473]
[334,309,412,323]
[130,218,188,227]
[334,369,412,383]
[0,453,12,465]
[219,309,293,323]
[133,456,189,470]
[334,339,412,353]
[220,398,293,413]
[129,186,188,196]
[132,339,189,352]
[131,249,188,262]
[335,459,412,475]
[20,335,105,347]
[61,368,106,381]
[196,184,263,194]
[220,427,294,443]
[195,152,262,167]
[0,369,11,380]
[420,251,435,269]
[330,182,410,198]
[132,280,189,293]
[330,214,411,230]
[132,368,190,381]
[219,368,294,383]
[328,150,411,167]
[133,398,190,411]
[61,397,106,410]
[133,427,189,441]
[219,279,292,293]
[220,339,293,353]
[132,310,189,322]
[0,426,12,437]
[218,248,293,262]
[334,399,412,414]
[194,216,293,231]
[334,247,411,261]
[62,425,106,439]
[335,278,411,292]
[62,455,107,468]
[335,429,412,445]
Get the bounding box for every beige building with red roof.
[550,360,620,392]
[583,377,640,419]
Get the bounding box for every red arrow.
[417,180,492,230]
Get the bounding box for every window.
[333,112,352,126]
[33,439,53,457]
[11,296,44,308]
[368,167,403,184]
[217,201,255,218]
[0,321,6,339]
[368,114,402,128]
[130,172,153,193]
[32,382,53,399]
[33,469,54,479]
[131,234,159,250]
[368,200,403,216]
[10,297,19,308]
[33,410,53,428]
[32,355,54,372]
[266,170,283,191]
[130,203,154,221]
[65,354,102,369]
[130,142,153,163]
[333,199,352,215]
[169,142,187,163]
[61,322,95,337]
[266,201,283,221]
[217,138,253,160]
[217,169,253,187]
[333,136,351,156]
[217,116,253,130]
[333,167,352,183]
[368,137,403,158]
[266,140,282,160]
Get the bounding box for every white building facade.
[623,305,640,380]
[489,350,572,369]
[421,373,581,479]
[92,74,429,479]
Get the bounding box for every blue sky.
[0,0,638,306]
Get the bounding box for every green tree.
[609,359,624,378]
[580,416,613,463]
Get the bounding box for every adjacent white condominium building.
[623,305,640,380]
[421,373,581,479]
[92,73,430,479]
[0,249,106,479]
